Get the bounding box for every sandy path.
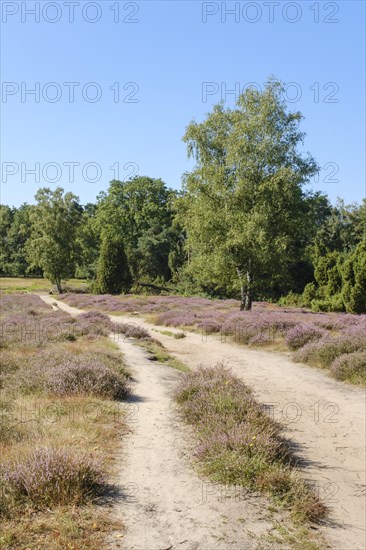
[39,294,285,549]
[39,295,366,550]
[105,338,283,550]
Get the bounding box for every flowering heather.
[284,324,325,350]
[175,364,326,522]
[1,447,105,514]
[6,348,130,398]
[0,296,123,345]
[294,326,366,369]
[113,321,150,340]
[0,292,50,317]
[0,294,75,345]
[59,292,366,336]
[46,359,130,399]
[330,351,366,385]
[76,310,115,338]
[59,292,366,384]
[0,294,132,398]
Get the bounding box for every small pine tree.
[342,240,366,313]
[95,234,131,294]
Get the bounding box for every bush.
[77,310,114,337]
[301,282,318,307]
[95,234,132,295]
[174,365,326,522]
[284,323,325,350]
[342,240,366,313]
[1,447,105,515]
[46,359,130,399]
[278,291,303,308]
[115,321,150,340]
[330,351,366,384]
[294,327,366,369]
[311,295,345,312]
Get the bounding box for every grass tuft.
[1,447,105,516]
[174,364,327,524]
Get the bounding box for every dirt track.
[39,294,366,550]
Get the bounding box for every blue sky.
[1,0,365,207]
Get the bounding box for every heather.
[59,292,366,384]
[175,364,326,523]
[0,292,130,546]
[284,324,325,350]
[330,351,366,385]
[294,325,366,376]
[46,358,130,399]
[1,447,105,515]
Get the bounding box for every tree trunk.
[244,270,253,310]
[55,277,63,294]
[237,268,246,311]
[237,267,253,311]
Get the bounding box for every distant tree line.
[1,79,365,312]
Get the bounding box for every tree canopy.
[0,80,364,313]
[26,188,82,292]
[179,78,318,309]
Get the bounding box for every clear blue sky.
[1,0,365,207]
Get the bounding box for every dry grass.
[58,293,366,385]
[174,364,327,525]
[0,506,123,550]
[0,277,88,293]
[0,292,130,548]
[138,340,190,372]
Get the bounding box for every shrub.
[342,240,366,313]
[301,282,318,307]
[330,351,366,384]
[311,296,345,313]
[278,291,303,308]
[294,327,366,369]
[46,359,130,399]
[116,322,150,340]
[174,365,326,522]
[1,447,105,514]
[76,310,114,337]
[284,323,325,350]
[94,234,131,295]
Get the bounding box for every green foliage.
[341,240,366,313]
[94,234,131,295]
[26,188,82,292]
[302,283,318,307]
[75,203,100,279]
[313,250,343,298]
[313,199,365,254]
[280,199,366,314]
[0,205,14,275]
[96,176,177,283]
[310,296,345,313]
[179,78,318,309]
[0,100,364,310]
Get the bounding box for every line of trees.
[1,79,365,312]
